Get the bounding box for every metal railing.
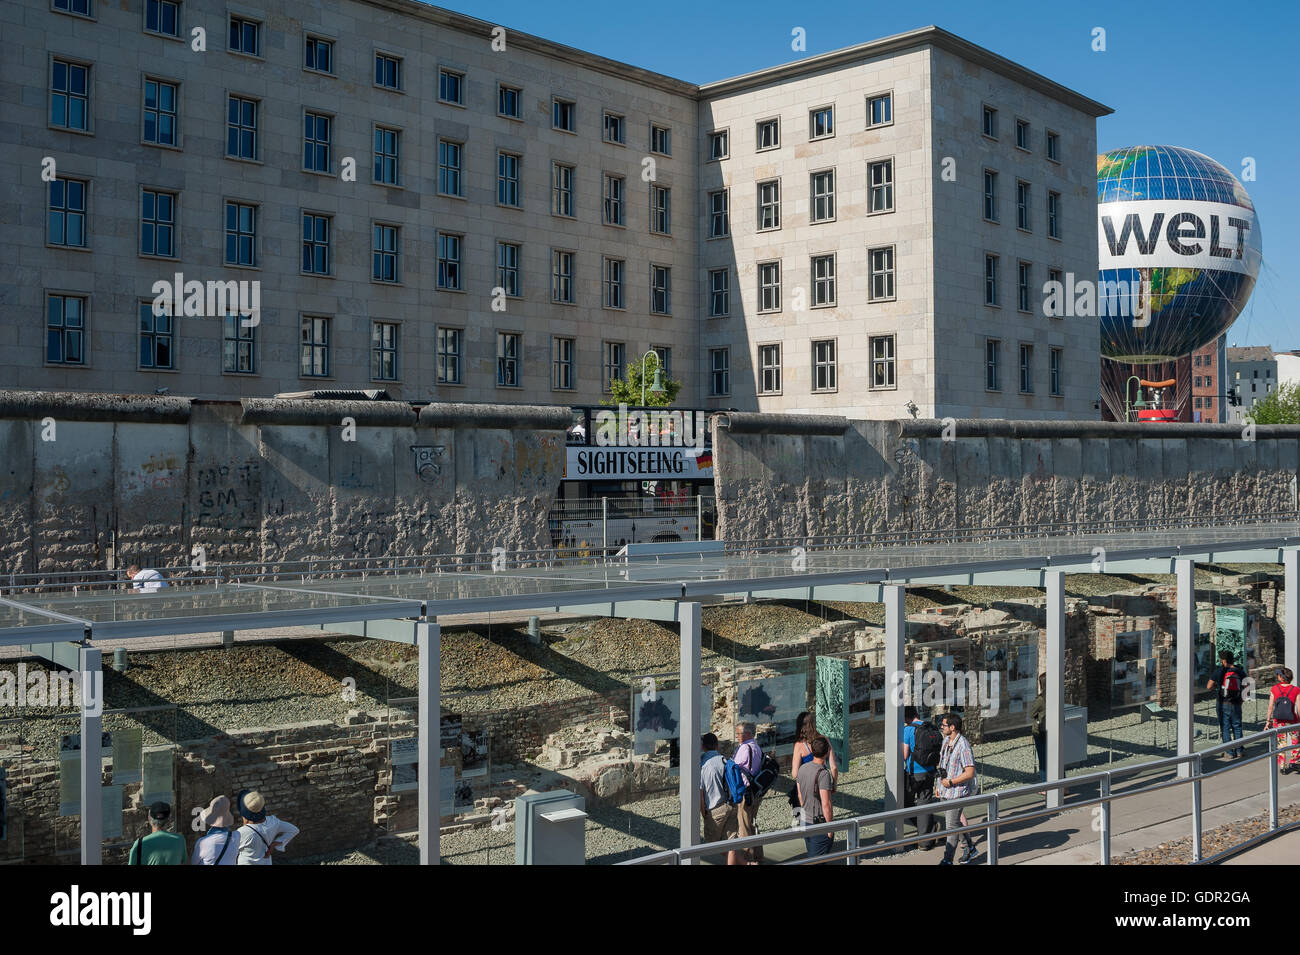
[620,723,1300,865]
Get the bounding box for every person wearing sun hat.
[191,795,239,866]
[235,789,300,865]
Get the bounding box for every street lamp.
[640,350,666,407]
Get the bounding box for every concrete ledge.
[0,390,192,422]
[899,419,1300,440]
[417,402,571,430]
[241,398,418,427]
[716,411,848,436]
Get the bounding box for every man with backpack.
[732,722,764,864]
[699,732,745,864]
[1207,649,1247,760]
[902,706,943,848]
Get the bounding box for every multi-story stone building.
[2,0,1110,419]
[1191,333,1226,423]
[1227,345,1277,421]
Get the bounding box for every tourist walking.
[699,733,740,863]
[190,795,238,866]
[792,711,839,787]
[732,722,764,864]
[902,706,942,846]
[936,713,979,865]
[1266,667,1300,774]
[235,789,300,865]
[796,736,835,859]
[127,801,186,865]
[1207,649,1247,759]
[1030,674,1048,781]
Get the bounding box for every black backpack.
[1275,686,1298,724]
[749,753,781,799]
[910,721,943,772]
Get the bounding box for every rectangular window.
[1195,396,1203,410]
[228,16,260,56]
[1195,354,1203,367]
[756,118,779,150]
[870,335,896,389]
[304,35,333,73]
[143,78,177,145]
[553,99,575,132]
[869,159,894,213]
[226,95,257,159]
[51,60,90,131]
[224,200,256,266]
[603,257,624,309]
[1194,375,1203,388]
[603,174,625,225]
[222,314,255,373]
[438,140,462,196]
[140,188,175,257]
[1046,130,1060,162]
[375,53,401,90]
[809,106,834,140]
[303,111,330,172]
[436,327,462,384]
[758,179,780,230]
[372,222,399,282]
[1048,191,1061,239]
[1016,180,1031,231]
[1019,344,1033,394]
[650,184,671,234]
[983,170,998,222]
[1015,119,1030,150]
[437,232,462,290]
[497,241,520,297]
[812,254,836,307]
[650,124,671,155]
[54,0,92,15]
[553,337,575,390]
[302,212,329,274]
[709,189,729,238]
[603,341,625,392]
[867,92,892,128]
[438,69,464,106]
[986,340,1000,391]
[759,343,781,395]
[46,294,86,365]
[1050,348,1062,396]
[497,332,520,387]
[552,250,574,303]
[48,178,87,248]
[498,84,521,118]
[553,163,575,217]
[1018,261,1031,312]
[139,301,173,369]
[982,104,997,138]
[604,112,625,144]
[1048,267,1063,294]
[709,348,730,396]
[497,152,520,207]
[812,339,837,392]
[810,170,835,222]
[709,130,728,160]
[373,126,399,184]
[709,268,729,317]
[651,265,671,315]
[869,246,895,301]
[759,261,781,312]
[371,321,399,381]
[300,315,330,377]
[984,254,999,306]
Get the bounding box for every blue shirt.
[902,720,924,774]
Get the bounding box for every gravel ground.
[1115,805,1300,865]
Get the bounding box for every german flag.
[694,450,713,470]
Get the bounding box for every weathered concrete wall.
[0,391,567,574]
[714,415,1300,540]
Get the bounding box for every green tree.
[1246,381,1300,424]
[603,355,682,407]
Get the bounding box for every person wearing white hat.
[235,789,299,865]
[191,795,239,866]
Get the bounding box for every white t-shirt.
[237,816,300,865]
[131,569,168,592]
[191,827,238,865]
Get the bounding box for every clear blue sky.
[438,0,1297,350]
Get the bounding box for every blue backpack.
[704,752,750,805]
